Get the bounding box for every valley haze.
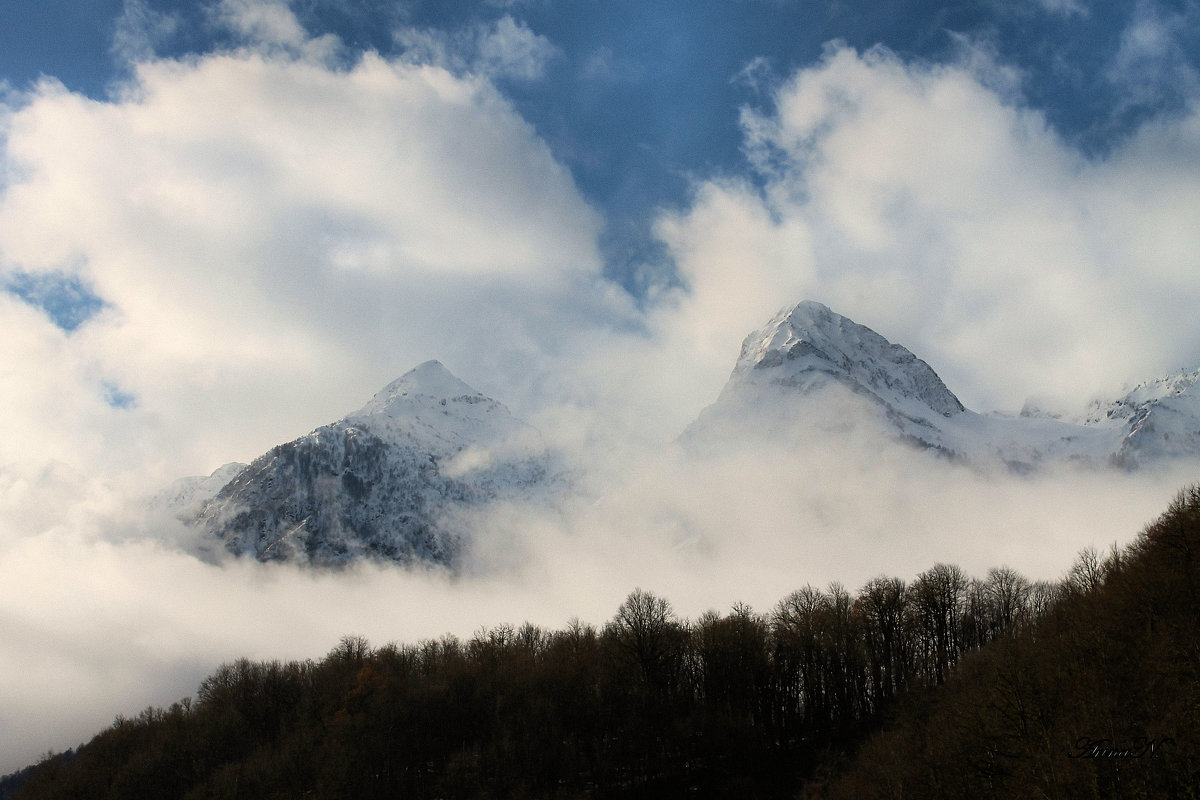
[2,0,1200,777]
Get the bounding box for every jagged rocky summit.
[183,361,553,567]
[687,300,1200,471]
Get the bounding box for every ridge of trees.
[9,486,1200,798]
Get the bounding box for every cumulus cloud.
[649,43,1200,415]
[0,29,619,481]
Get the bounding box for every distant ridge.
[688,300,1200,471]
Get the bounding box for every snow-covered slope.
[724,301,965,419]
[187,361,554,567]
[689,300,966,454]
[687,300,1200,471]
[151,462,246,517]
[1050,368,1200,469]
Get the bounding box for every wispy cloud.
[213,0,332,57]
[395,15,561,82]
[110,0,182,66]
[1034,0,1089,17]
[1106,0,1200,111]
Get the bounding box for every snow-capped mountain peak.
[347,362,525,458]
[180,362,555,567]
[1082,367,1200,426]
[356,360,483,417]
[1078,367,1200,467]
[724,300,965,420]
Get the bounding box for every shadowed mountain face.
[188,361,554,567]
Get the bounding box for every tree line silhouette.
[8,486,1199,798]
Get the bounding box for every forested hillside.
[809,486,1200,799]
[9,487,1199,799]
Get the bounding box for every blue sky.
[2,0,1200,772]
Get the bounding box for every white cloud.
[213,0,337,60]
[651,43,1200,414]
[111,0,182,66]
[475,15,560,80]
[1034,0,1088,16]
[0,41,617,481]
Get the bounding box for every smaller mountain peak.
[393,360,478,398]
[355,361,484,417]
